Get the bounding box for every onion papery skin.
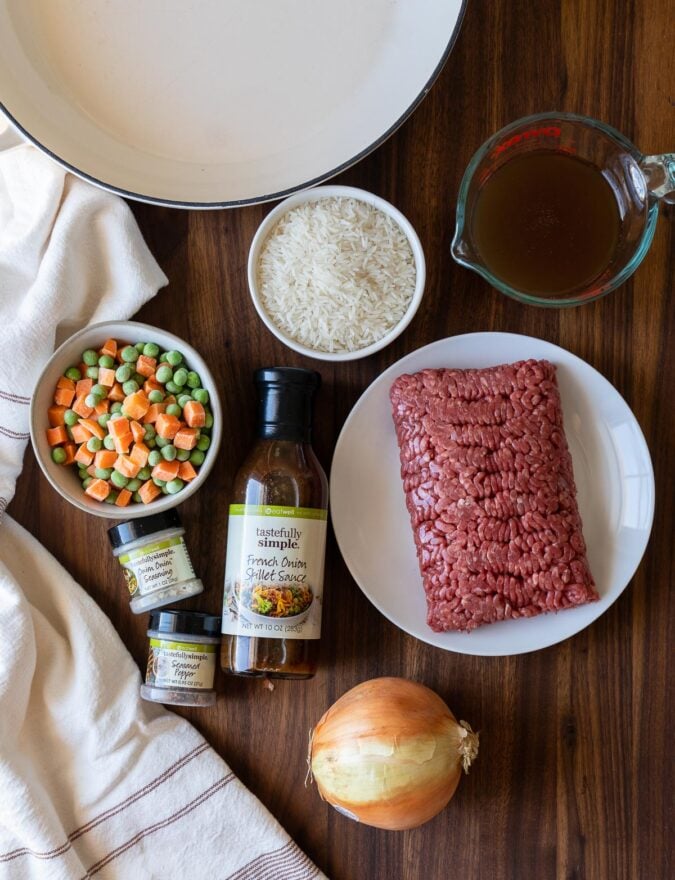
[309,677,477,831]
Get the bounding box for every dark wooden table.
[10,1,674,877]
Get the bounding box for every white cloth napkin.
[0,143,324,880]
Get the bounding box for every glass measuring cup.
[451,112,674,306]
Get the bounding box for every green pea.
[166,350,183,366]
[95,467,113,480]
[110,470,129,489]
[192,388,209,405]
[132,491,143,503]
[186,371,201,389]
[82,477,93,489]
[156,365,173,384]
[172,368,188,387]
[204,411,214,429]
[120,345,139,363]
[85,393,101,408]
[115,364,133,383]
[155,435,169,448]
[78,467,89,480]
[65,366,81,381]
[86,437,102,452]
[177,393,192,408]
[86,366,100,379]
[165,381,181,394]
[103,435,116,450]
[165,403,182,417]
[161,444,177,461]
[98,354,115,368]
[51,447,67,464]
[165,478,184,495]
[153,477,166,487]
[146,438,156,449]
[109,412,124,421]
[148,450,162,467]
[148,389,164,404]
[126,478,142,492]
[105,490,119,504]
[189,450,205,466]
[135,342,146,353]
[137,466,152,480]
[110,401,123,413]
[98,413,112,428]
[176,448,190,462]
[122,380,139,395]
[143,342,160,358]
[133,372,145,386]
[196,435,210,451]
[91,383,107,398]
[64,409,79,427]
[143,424,156,440]
[82,349,98,366]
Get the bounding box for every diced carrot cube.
[48,405,67,427]
[164,395,177,407]
[108,382,125,402]
[113,433,133,455]
[139,480,162,504]
[115,488,132,507]
[78,418,106,440]
[130,420,145,444]
[74,445,95,466]
[108,417,130,437]
[155,413,181,440]
[56,376,76,392]
[94,400,110,416]
[94,449,118,469]
[129,442,149,468]
[135,355,157,378]
[178,461,198,482]
[77,363,88,377]
[123,391,150,421]
[72,395,93,418]
[46,426,68,446]
[62,443,77,465]
[54,387,75,407]
[143,403,166,424]
[98,367,116,387]
[70,423,91,444]
[85,479,110,501]
[114,454,141,479]
[100,338,118,358]
[75,378,93,398]
[174,427,198,450]
[86,464,97,477]
[151,460,180,482]
[143,375,163,394]
[183,401,206,428]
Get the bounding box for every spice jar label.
[146,638,217,690]
[118,537,196,597]
[222,504,327,640]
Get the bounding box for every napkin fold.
[0,143,323,879]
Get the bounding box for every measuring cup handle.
[640,153,675,205]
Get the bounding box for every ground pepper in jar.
[220,367,328,678]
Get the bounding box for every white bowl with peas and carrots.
[29,321,222,519]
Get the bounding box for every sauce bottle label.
[221,504,328,641]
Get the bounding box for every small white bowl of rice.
[248,185,426,361]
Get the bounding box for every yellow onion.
[308,677,478,830]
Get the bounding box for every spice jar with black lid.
[108,510,203,614]
[220,367,328,679]
[141,610,221,707]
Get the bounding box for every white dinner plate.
[0,0,465,208]
[330,333,655,656]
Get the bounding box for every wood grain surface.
[9,1,674,878]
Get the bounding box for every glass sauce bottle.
[220,367,328,678]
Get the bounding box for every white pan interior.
[0,0,464,206]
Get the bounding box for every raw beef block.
[390,359,598,633]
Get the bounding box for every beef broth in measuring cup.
[452,113,674,306]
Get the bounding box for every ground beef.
[390,360,598,633]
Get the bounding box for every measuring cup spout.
[450,227,481,270]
